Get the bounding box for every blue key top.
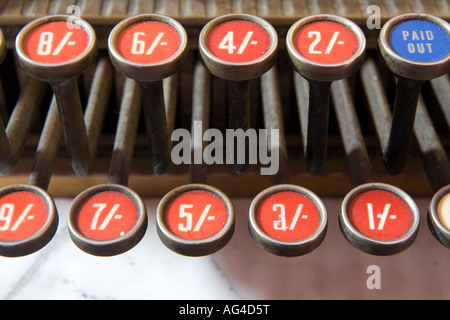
[389,19,450,63]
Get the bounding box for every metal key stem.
[383,77,425,176]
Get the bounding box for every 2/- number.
[222,304,270,315]
[308,31,341,55]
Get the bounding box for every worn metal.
[413,96,450,193]
[331,79,374,186]
[260,65,289,185]
[189,59,211,184]
[0,77,45,175]
[227,79,251,174]
[383,77,425,176]
[108,78,142,186]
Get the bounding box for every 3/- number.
[0,203,34,231]
[37,31,75,56]
[273,203,305,231]
[218,31,255,54]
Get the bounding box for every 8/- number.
[37,31,75,56]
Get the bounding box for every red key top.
[286,14,365,82]
[249,184,327,257]
[293,21,359,65]
[0,185,58,257]
[108,14,187,82]
[157,184,234,256]
[340,183,419,255]
[23,21,90,64]
[206,20,272,63]
[116,21,181,64]
[199,13,278,81]
[68,184,147,256]
[16,15,97,82]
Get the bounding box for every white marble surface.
[1,197,450,300]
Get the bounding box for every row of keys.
[0,177,436,258]
[0,12,447,258]
[10,13,450,177]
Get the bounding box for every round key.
[156,184,234,256]
[379,13,450,81]
[15,15,97,176]
[378,13,450,175]
[248,184,327,257]
[428,185,450,248]
[287,15,366,82]
[108,14,187,175]
[340,182,419,255]
[199,14,278,174]
[286,14,366,175]
[0,184,58,257]
[199,13,277,81]
[68,184,147,256]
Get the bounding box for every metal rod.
[164,74,179,139]
[189,60,211,184]
[430,74,450,130]
[108,78,142,186]
[305,79,331,175]
[0,77,46,175]
[361,57,450,192]
[27,57,113,189]
[383,76,425,176]
[414,95,450,193]
[228,80,250,174]
[360,58,391,153]
[261,65,289,185]
[331,79,374,186]
[139,80,170,176]
[51,78,92,177]
[84,56,114,161]
[293,72,309,153]
[27,97,61,190]
[293,73,332,176]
